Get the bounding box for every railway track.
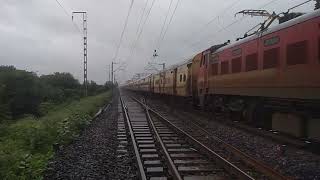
[120,94,255,180]
[130,96,289,180]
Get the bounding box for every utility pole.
[160,63,165,71]
[72,11,88,96]
[111,62,114,84]
[109,65,111,82]
[107,65,111,82]
[154,50,164,71]
[111,61,120,84]
[111,61,118,97]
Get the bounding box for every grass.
[0,91,111,180]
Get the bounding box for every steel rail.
[136,96,289,180]
[181,112,290,180]
[120,96,147,180]
[132,97,255,180]
[143,103,183,180]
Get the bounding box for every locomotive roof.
[166,58,193,71]
[216,9,320,53]
[153,57,193,76]
[127,10,320,85]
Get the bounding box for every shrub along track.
[44,97,137,180]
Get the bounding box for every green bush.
[0,92,111,179]
[0,66,110,120]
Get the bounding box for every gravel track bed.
[44,98,138,180]
[141,95,320,180]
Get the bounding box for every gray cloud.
[0,0,315,84]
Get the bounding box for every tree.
[40,72,80,89]
[0,66,42,118]
[40,72,81,102]
[316,0,320,10]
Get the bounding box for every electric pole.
[160,63,165,71]
[111,62,114,84]
[107,65,111,82]
[111,61,118,97]
[72,11,88,96]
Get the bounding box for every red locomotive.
[125,9,320,141]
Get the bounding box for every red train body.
[124,10,320,140]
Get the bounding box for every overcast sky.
[0,0,315,84]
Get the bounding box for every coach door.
[173,68,177,95]
[204,52,210,93]
[187,63,192,96]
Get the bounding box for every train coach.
[125,9,320,141]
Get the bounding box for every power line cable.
[157,0,181,49]
[128,0,149,58]
[136,0,150,35]
[113,0,135,61]
[188,0,280,49]
[162,0,280,63]
[54,0,81,33]
[55,0,69,16]
[136,0,156,45]
[186,0,240,42]
[155,0,174,49]
[129,0,156,57]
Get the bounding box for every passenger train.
[124,9,320,141]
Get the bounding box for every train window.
[183,74,186,82]
[263,48,279,69]
[264,36,280,47]
[180,74,182,82]
[211,63,218,75]
[287,41,308,65]
[200,59,203,67]
[246,53,258,71]
[221,61,229,74]
[231,57,242,73]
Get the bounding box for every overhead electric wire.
[133,0,282,78]
[128,0,149,58]
[162,0,281,63]
[186,0,240,42]
[113,0,135,61]
[129,0,156,57]
[54,0,81,33]
[155,0,174,49]
[55,0,69,16]
[157,0,181,49]
[136,0,157,44]
[288,0,313,12]
[188,0,280,49]
[136,0,150,35]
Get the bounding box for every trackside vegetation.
[0,66,111,121]
[0,92,111,179]
[0,65,113,179]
